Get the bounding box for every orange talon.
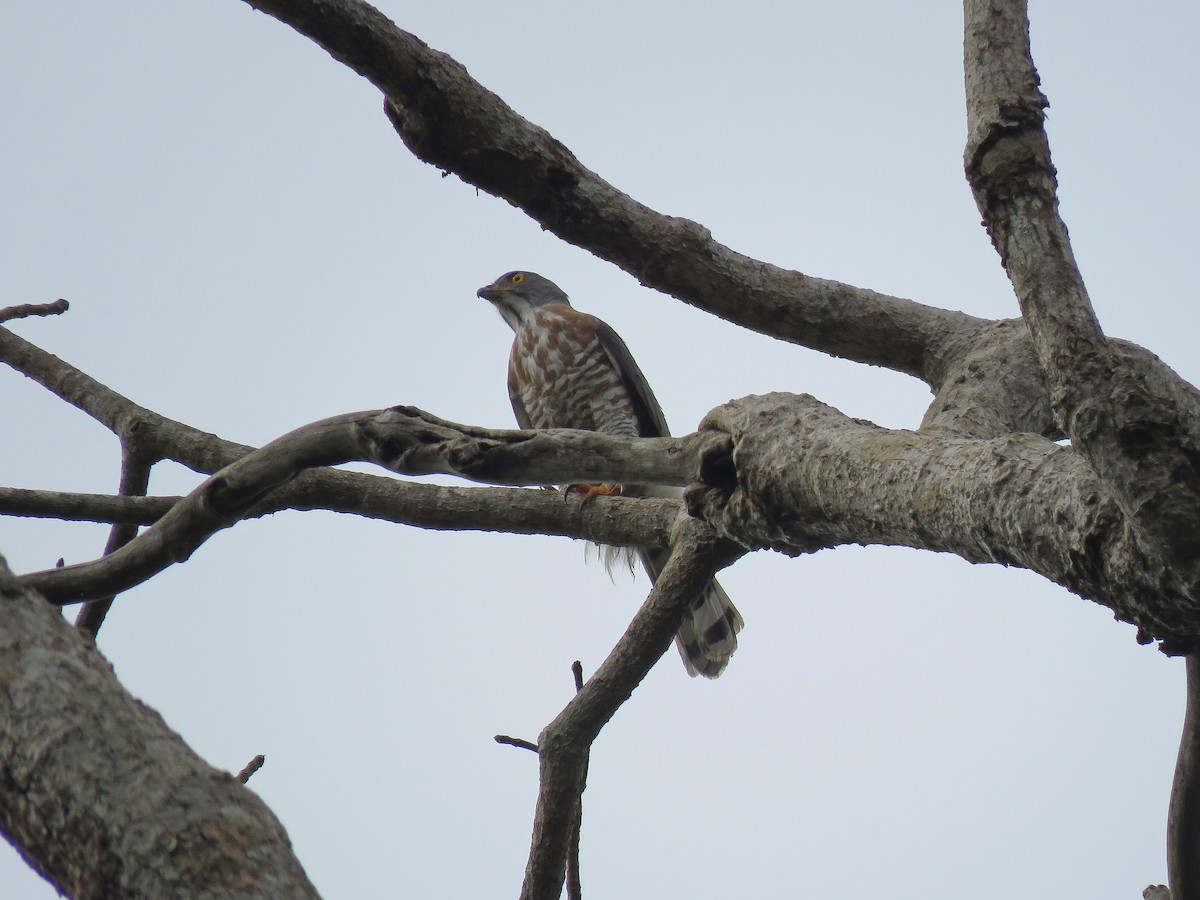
[563,482,623,507]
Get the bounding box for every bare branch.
[8,320,1198,651]
[919,318,1056,439]
[0,481,680,552]
[566,660,585,900]
[0,487,175,524]
[494,735,539,754]
[0,323,247,475]
[520,518,741,899]
[0,299,69,323]
[76,442,155,635]
[496,661,589,896]
[240,0,979,384]
[0,557,318,897]
[19,408,717,605]
[1169,655,1200,896]
[357,407,718,488]
[236,755,266,784]
[964,0,1106,380]
[695,392,1200,646]
[963,0,1200,586]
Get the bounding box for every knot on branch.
[966,122,1054,209]
[691,393,831,557]
[361,407,469,474]
[445,436,525,480]
[1065,354,1200,587]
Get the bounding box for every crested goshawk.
[477,270,742,677]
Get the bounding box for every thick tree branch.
[520,518,741,900]
[963,0,1107,385]
[919,318,1055,438]
[694,392,1200,646]
[239,0,979,385]
[963,0,1200,585]
[0,555,319,898]
[0,3,1187,895]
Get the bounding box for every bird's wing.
[507,376,534,431]
[593,320,671,439]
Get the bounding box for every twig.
[494,661,587,756]
[494,735,539,754]
[495,661,591,898]
[1169,655,1200,896]
[236,754,266,784]
[566,661,585,900]
[0,299,69,323]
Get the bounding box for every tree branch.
[9,322,1198,652]
[0,323,248,475]
[0,298,69,323]
[694,392,1200,646]
[0,556,319,897]
[236,755,267,785]
[239,0,979,384]
[963,0,1200,587]
[75,441,155,635]
[19,408,719,605]
[918,318,1055,439]
[0,480,681,550]
[495,661,589,899]
[1169,654,1200,897]
[565,660,585,900]
[963,0,1106,385]
[0,487,175,524]
[520,518,741,900]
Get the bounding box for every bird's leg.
[562,483,623,507]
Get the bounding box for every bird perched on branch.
[477,270,742,677]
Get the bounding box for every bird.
[477,270,743,677]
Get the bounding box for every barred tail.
[639,548,743,678]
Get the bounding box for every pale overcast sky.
[1,2,1197,897]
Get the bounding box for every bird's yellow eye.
[511,273,526,284]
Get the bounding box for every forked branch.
[20,407,721,605]
[963,0,1200,582]
[520,519,741,900]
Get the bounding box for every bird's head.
[477,271,570,331]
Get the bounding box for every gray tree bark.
[0,558,319,899]
[0,0,1191,897]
